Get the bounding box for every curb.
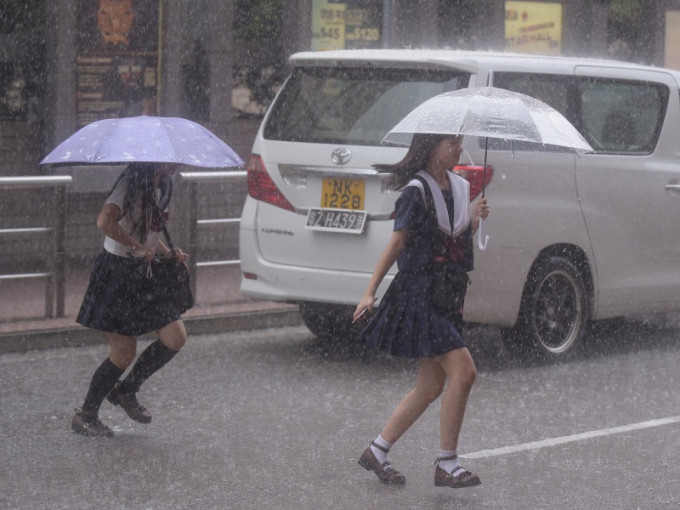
[0,308,304,354]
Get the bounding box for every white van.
[239,49,680,359]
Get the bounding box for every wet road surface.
[2,321,679,509]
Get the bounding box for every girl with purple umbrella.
[71,162,190,437]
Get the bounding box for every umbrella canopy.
[383,87,593,251]
[383,86,593,152]
[40,116,244,168]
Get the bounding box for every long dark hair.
[374,133,450,190]
[107,162,173,243]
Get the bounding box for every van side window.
[576,79,668,154]
[489,72,573,152]
[493,72,570,117]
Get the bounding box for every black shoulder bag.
[149,196,194,314]
[151,224,194,314]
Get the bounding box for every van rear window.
[264,66,468,146]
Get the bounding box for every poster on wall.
[505,1,562,55]
[75,0,161,128]
[665,11,680,71]
[311,0,381,51]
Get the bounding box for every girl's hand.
[476,197,490,220]
[353,294,377,323]
[131,243,155,262]
[471,197,490,234]
[171,247,189,264]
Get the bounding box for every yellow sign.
[505,1,562,55]
[311,0,346,51]
[665,11,680,71]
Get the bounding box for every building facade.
[1,0,678,177]
[1,0,679,317]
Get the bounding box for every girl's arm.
[157,240,174,258]
[97,203,154,260]
[158,240,189,264]
[353,229,408,320]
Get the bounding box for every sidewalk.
[0,264,302,353]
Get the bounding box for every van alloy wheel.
[503,256,589,360]
[529,266,584,354]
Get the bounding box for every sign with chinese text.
[311,0,381,51]
[312,0,346,50]
[505,1,562,55]
[75,0,161,128]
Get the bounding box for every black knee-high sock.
[82,358,125,413]
[119,339,177,394]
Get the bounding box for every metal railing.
[0,172,245,319]
[0,176,73,318]
[178,170,247,297]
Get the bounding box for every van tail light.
[453,165,494,200]
[246,154,295,211]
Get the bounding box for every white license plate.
[306,208,366,234]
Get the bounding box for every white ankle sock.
[438,449,461,475]
[370,434,392,464]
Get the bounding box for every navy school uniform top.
[356,179,474,358]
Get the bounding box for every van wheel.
[299,302,355,340]
[502,256,588,360]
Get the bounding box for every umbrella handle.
[477,217,489,251]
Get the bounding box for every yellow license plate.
[321,177,365,210]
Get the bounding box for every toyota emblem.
[331,147,351,165]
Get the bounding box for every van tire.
[299,302,355,340]
[502,256,588,360]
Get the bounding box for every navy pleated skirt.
[76,251,181,337]
[356,271,466,358]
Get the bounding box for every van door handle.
[664,182,680,194]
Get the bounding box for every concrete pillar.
[382,0,396,48]
[281,0,312,60]
[206,1,234,142]
[590,2,609,59]
[44,0,77,152]
[393,0,439,48]
[438,0,504,52]
[485,0,507,51]
[160,0,186,117]
[561,0,608,59]
[417,0,440,48]
[638,0,663,65]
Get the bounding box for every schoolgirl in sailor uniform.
[354,134,489,488]
[71,162,190,437]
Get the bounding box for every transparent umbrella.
[40,115,244,168]
[383,87,593,249]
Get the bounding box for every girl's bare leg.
[380,358,446,443]
[157,319,187,351]
[435,347,476,451]
[106,332,138,369]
